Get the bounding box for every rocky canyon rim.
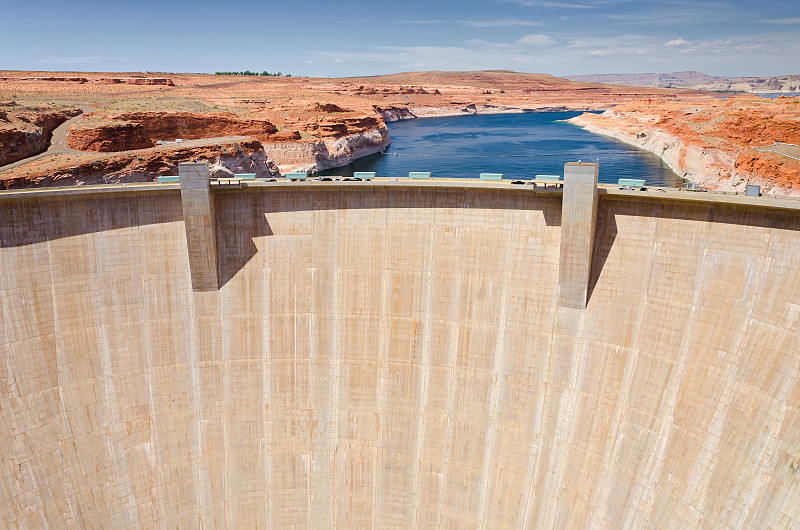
[1,70,798,193]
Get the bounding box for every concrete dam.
[2,164,799,529]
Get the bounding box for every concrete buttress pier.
[558,162,599,309]
[179,162,219,291]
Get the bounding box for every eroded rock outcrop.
[0,140,279,189]
[97,77,175,86]
[261,125,391,174]
[67,121,155,152]
[68,112,280,152]
[314,126,391,171]
[0,76,175,86]
[374,106,417,122]
[0,106,82,165]
[313,115,382,138]
[569,97,800,194]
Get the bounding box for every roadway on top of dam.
[2,176,800,213]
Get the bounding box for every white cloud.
[665,38,688,47]
[308,29,799,78]
[518,34,556,46]
[760,17,800,24]
[333,58,345,63]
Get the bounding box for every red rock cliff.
[0,107,82,165]
[68,112,280,152]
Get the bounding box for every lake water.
[321,111,683,187]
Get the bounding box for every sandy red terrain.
[3,69,781,189]
[569,96,800,193]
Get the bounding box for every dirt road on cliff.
[0,108,92,173]
[0,108,257,175]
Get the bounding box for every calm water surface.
[321,111,683,187]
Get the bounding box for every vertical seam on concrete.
[520,207,556,529]
[541,309,587,528]
[45,206,69,528]
[306,275,313,526]
[734,249,791,528]
[136,201,160,528]
[412,209,436,529]
[585,211,655,526]
[222,284,231,528]
[635,219,710,528]
[524,234,564,529]
[94,225,140,527]
[331,191,342,528]
[478,215,515,528]
[372,194,391,530]
[701,237,773,527]
[188,291,202,528]
[438,192,465,525]
[263,254,273,528]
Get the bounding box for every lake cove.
[322,111,683,187]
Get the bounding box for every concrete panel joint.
[558,162,598,309]
[179,162,219,291]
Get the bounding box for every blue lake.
[321,111,683,187]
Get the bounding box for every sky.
[1,0,799,78]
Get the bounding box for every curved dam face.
[2,177,799,528]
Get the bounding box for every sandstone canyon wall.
[0,107,82,165]
[569,98,800,195]
[0,140,279,189]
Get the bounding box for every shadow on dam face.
[586,196,800,306]
[214,187,563,289]
[0,191,183,248]
[2,181,800,528]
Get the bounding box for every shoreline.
[568,110,800,196]
[377,104,602,122]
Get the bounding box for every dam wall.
[1,177,799,528]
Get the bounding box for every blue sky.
[1,0,798,77]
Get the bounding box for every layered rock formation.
[0,140,278,189]
[0,105,82,165]
[0,69,719,186]
[67,121,155,152]
[58,109,390,177]
[97,77,175,86]
[374,106,417,122]
[68,112,280,152]
[0,76,175,86]
[566,71,800,94]
[261,125,390,173]
[569,96,800,194]
[308,115,382,139]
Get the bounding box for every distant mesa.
[0,76,175,86]
[564,71,800,94]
